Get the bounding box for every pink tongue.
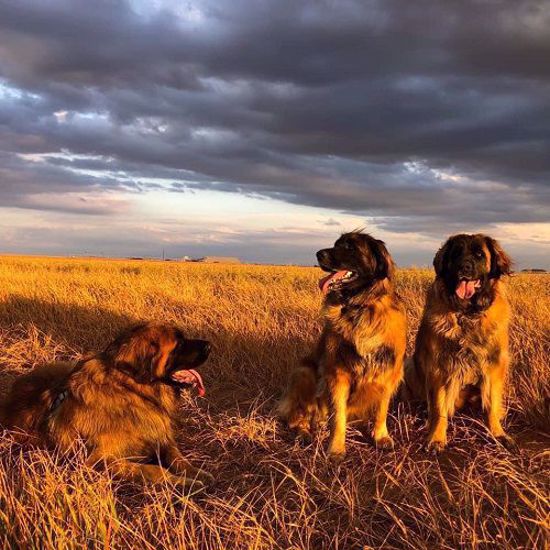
[171,369,205,397]
[456,280,479,300]
[318,270,349,294]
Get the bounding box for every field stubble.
[0,256,548,549]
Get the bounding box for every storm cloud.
[0,0,549,251]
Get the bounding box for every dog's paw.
[327,445,346,463]
[496,434,519,453]
[426,439,446,454]
[375,435,395,450]
[328,452,345,465]
[195,469,215,486]
[291,427,313,445]
[171,475,205,492]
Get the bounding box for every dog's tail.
[277,357,319,433]
[401,356,424,402]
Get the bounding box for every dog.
[403,233,514,452]
[279,232,407,459]
[1,322,214,488]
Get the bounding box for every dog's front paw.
[328,451,346,464]
[327,442,346,463]
[287,414,316,442]
[426,438,446,454]
[294,428,314,445]
[496,434,518,453]
[375,435,395,450]
[195,469,215,486]
[171,475,206,492]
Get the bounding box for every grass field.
[0,255,548,549]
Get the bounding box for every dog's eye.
[341,241,353,250]
[474,251,484,259]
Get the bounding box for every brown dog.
[1,323,214,488]
[279,232,407,459]
[403,234,514,451]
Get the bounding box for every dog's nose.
[316,249,329,263]
[460,259,475,278]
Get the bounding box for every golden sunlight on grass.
[0,256,548,548]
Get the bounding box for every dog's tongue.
[318,270,349,294]
[456,279,480,300]
[171,369,205,397]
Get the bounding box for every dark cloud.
[0,0,548,236]
[0,151,134,214]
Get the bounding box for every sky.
[0,0,549,267]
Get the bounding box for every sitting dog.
[1,322,214,488]
[279,232,407,459]
[403,234,515,452]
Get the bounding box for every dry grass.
[0,255,548,549]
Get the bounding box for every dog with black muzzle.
[403,233,515,452]
[1,322,214,489]
[279,231,407,459]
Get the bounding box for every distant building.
[197,256,241,264]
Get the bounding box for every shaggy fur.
[1,323,214,488]
[403,234,515,452]
[279,232,407,459]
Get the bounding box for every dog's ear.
[104,324,174,383]
[433,238,452,277]
[483,235,513,278]
[372,238,395,280]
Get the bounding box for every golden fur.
[403,234,515,451]
[1,323,213,488]
[279,233,407,458]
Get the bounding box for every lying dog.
[403,234,515,451]
[279,232,407,459]
[1,322,214,488]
